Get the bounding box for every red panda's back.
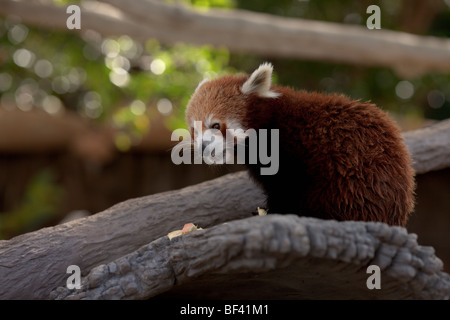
[263,88,415,226]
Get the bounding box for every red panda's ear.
[241,62,280,98]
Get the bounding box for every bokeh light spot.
[109,68,130,87]
[13,49,35,68]
[8,24,28,44]
[157,98,173,115]
[42,95,63,114]
[395,81,414,100]
[34,60,53,78]
[150,59,166,75]
[427,90,445,109]
[130,100,146,116]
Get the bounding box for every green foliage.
[1,0,449,153]
[0,1,236,149]
[52,0,81,5]
[0,0,236,238]
[232,0,450,121]
[176,0,235,9]
[0,169,63,240]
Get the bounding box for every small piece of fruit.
[168,223,203,240]
[167,230,183,240]
[181,223,197,234]
[257,207,267,216]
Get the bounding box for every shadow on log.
[1,120,450,299]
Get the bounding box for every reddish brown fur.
[186,74,416,226]
[186,76,248,134]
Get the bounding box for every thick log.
[0,119,450,299]
[403,119,450,174]
[0,171,265,299]
[50,215,450,300]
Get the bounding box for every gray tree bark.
[403,119,450,174]
[50,215,450,300]
[1,119,450,299]
[0,171,262,299]
[0,0,449,77]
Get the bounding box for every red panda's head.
[185,62,280,164]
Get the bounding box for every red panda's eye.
[211,123,220,130]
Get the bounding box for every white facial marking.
[227,118,248,139]
[205,114,214,128]
[192,120,202,150]
[202,128,225,164]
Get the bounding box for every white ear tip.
[259,62,274,71]
[241,62,280,98]
[251,62,274,77]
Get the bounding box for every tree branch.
[403,119,450,174]
[0,0,449,76]
[0,119,450,299]
[0,171,264,299]
[50,215,450,300]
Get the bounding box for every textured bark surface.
[403,119,450,174]
[50,215,450,300]
[1,120,450,299]
[0,172,265,299]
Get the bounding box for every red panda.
[185,62,415,226]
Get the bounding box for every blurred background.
[0,0,449,270]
